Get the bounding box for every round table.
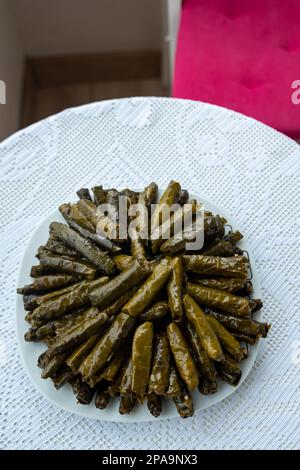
[1,97,299,450]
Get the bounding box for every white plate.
[16,194,262,422]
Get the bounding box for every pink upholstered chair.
[172,0,300,139]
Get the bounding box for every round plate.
[16,194,262,422]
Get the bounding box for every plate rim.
[15,191,262,422]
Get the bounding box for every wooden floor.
[33,79,168,122]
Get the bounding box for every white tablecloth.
[1,97,300,450]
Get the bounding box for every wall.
[9,0,162,57]
[0,0,24,141]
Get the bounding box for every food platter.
[16,191,263,422]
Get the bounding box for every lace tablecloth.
[1,97,300,450]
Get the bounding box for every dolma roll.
[201,240,240,257]
[186,283,252,318]
[92,185,106,206]
[189,277,251,294]
[88,258,151,308]
[151,201,197,254]
[17,274,80,295]
[89,343,131,387]
[225,230,243,243]
[218,354,242,386]
[41,351,69,379]
[45,237,79,258]
[119,357,136,415]
[160,215,224,255]
[184,320,217,395]
[30,280,96,325]
[122,259,172,317]
[50,222,115,274]
[30,265,58,277]
[76,187,92,201]
[66,331,105,372]
[183,255,249,279]
[79,313,135,379]
[37,247,96,279]
[183,294,224,362]
[207,309,270,339]
[131,322,154,402]
[139,301,170,322]
[95,384,110,410]
[151,180,181,235]
[59,202,120,253]
[173,386,194,418]
[166,322,199,391]
[147,394,162,418]
[206,314,245,361]
[47,307,109,356]
[113,254,134,271]
[165,363,182,398]
[167,257,183,322]
[148,332,170,395]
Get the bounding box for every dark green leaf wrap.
[92,185,106,206]
[151,201,197,254]
[119,358,137,415]
[95,385,110,410]
[30,282,91,324]
[166,322,199,391]
[145,182,158,207]
[139,301,170,322]
[173,386,194,418]
[225,230,243,243]
[187,282,252,317]
[218,354,242,386]
[183,255,249,279]
[147,394,162,418]
[35,281,82,306]
[17,274,79,295]
[41,352,69,379]
[30,277,108,325]
[113,254,134,271]
[30,265,58,277]
[184,320,217,395]
[50,221,115,274]
[206,314,245,361]
[183,294,224,362]
[79,312,135,379]
[165,363,182,398]
[131,322,154,402]
[66,331,105,372]
[90,343,131,387]
[45,237,79,257]
[149,333,171,395]
[151,180,181,235]
[37,247,97,279]
[59,202,121,253]
[190,277,250,294]
[167,257,183,322]
[122,260,172,317]
[201,240,239,257]
[48,307,109,356]
[76,187,92,201]
[160,214,224,255]
[88,258,151,308]
[208,309,271,339]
